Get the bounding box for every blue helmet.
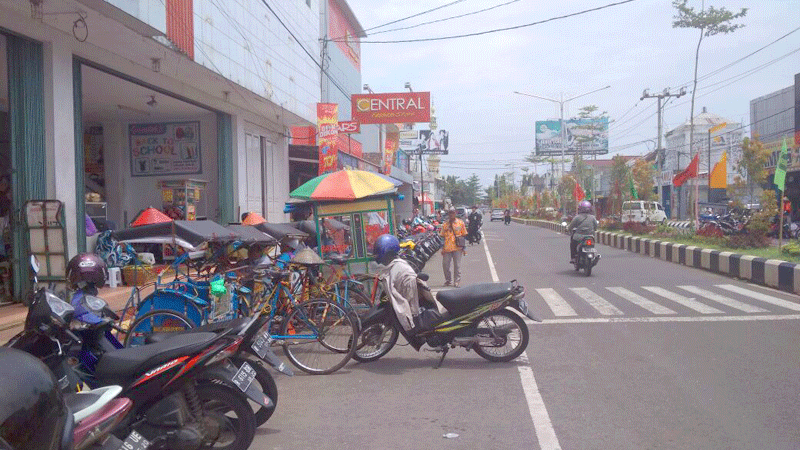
[374,234,400,262]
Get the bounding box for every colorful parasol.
[289,169,397,201]
[130,207,173,227]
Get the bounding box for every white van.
[621,201,667,224]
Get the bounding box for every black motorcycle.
[572,235,601,276]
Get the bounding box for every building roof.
[669,107,735,134]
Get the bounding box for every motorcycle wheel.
[473,309,529,363]
[195,383,256,450]
[353,319,399,362]
[584,263,592,277]
[229,357,278,426]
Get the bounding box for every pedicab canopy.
[224,225,276,245]
[252,222,308,241]
[113,220,239,250]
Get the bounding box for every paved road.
[252,221,800,449]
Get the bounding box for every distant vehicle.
[455,206,467,219]
[490,209,505,222]
[621,200,667,224]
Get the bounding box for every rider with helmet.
[66,253,108,295]
[568,200,599,264]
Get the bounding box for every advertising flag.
[672,153,699,187]
[382,131,399,175]
[573,180,585,202]
[317,103,339,175]
[774,138,789,191]
[709,152,727,189]
[629,176,638,199]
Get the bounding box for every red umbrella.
[131,207,173,227]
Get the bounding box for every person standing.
[440,208,467,287]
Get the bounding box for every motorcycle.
[467,220,482,245]
[7,259,265,450]
[69,385,133,450]
[573,235,600,276]
[354,275,540,368]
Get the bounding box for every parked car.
[490,209,505,221]
[621,200,668,224]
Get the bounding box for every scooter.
[354,275,540,368]
[572,235,600,276]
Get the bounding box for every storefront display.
[160,179,208,221]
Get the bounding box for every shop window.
[363,211,390,257]
[319,215,353,259]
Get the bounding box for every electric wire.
[362,0,468,33]
[368,0,520,35]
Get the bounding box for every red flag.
[672,153,699,187]
[573,180,586,202]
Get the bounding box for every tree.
[631,159,656,201]
[731,136,770,203]
[464,174,482,206]
[609,155,631,215]
[672,0,747,158]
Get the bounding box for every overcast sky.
[346,0,799,186]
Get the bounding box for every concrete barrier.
[517,218,800,295]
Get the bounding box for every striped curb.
[517,218,800,295]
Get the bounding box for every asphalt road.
[253,221,800,449]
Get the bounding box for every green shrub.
[622,221,655,235]
[781,241,800,256]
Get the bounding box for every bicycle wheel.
[473,309,529,363]
[281,299,357,375]
[124,309,195,347]
[335,281,373,319]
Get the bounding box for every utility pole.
[640,87,686,217]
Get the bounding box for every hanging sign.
[129,122,201,177]
[318,103,339,175]
[351,92,430,124]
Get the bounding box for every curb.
[518,218,800,295]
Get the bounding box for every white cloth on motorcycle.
[382,258,448,332]
[95,332,218,381]
[436,283,512,316]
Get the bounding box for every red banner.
[352,92,431,125]
[382,131,399,174]
[672,153,699,187]
[317,103,339,175]
[573,181,586,202]
[338,121,360,134]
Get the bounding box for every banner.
[338,121,360,134]
[774,138,789,191]
[573,180,585,202]
[672,153,699,187]
[709,152,727,189]
[535,118,609,156]
[352,92,431,124]
[130,121,201,177]
[382,131,399,175]
[317,103,339,175]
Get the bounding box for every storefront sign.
[290,126,316,146]
[351,92,430,124]
[338,121,360,134]
[129,122,201,177]
[383,131,399,175]
[317,103,339,175]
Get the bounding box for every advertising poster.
[129,122,201,177]
[351,92,430,124]
[383,131,399,175]
[317,103,339,175]
[535,118,609,156]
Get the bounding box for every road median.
[516,218,800,295]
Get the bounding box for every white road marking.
[536,288,577,317]
[641,286,724,314]
[678,285,768,313]
[482,239,561,450]
[606,287,677,315]
[538,314,800,324]
[570,288,624,316]
[716,284,800,312]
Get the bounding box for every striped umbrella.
[290,169,397,201]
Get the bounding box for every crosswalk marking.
[716,284,800,312]
[678,285,768,313]
[641,286,724,314]
[606,287,677,315]
[536,288,577,317]
[570,288,623,315]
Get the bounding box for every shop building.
[0,0,320,299]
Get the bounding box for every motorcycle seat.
[95,332,218,382]
[144,317,249,344]
[436,283,512,316]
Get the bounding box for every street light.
[404,82,413,93]
[514,85,611,214]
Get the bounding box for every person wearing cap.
[440,208,467,287]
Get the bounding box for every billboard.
[351,92,430,124]
[535,118,609,156]
[399,130,449,155]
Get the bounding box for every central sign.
[351,92,430,124]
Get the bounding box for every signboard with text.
[130,122,201,177]
[535,118,609,156]
[317,103,339,175]
[338,121,360,134]
[351,92,430,124]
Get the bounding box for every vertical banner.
[317,103,339,175]
[383,131,399,174]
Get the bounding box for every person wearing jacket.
[568,200,599,263]
[440,208,467,287]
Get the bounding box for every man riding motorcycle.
[467,205,482,244]
[568,200,599,264]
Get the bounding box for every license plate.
[232,362,256,392]
[251,330,273,360]
[119,430,150,450]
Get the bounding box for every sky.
[345,0,799,187]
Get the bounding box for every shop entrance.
[76,63,227,252]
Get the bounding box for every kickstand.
[434,346,449,369]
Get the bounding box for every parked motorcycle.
[354,275,540,368]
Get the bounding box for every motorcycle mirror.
[30,255,40,275]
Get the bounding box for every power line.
[362,0,467,33]
[332,0,638,44]
[369,0,520,35]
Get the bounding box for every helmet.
[66,253,108,289]
[578,200,593,213]
[0,348,72,450]
[373,234,400,263]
